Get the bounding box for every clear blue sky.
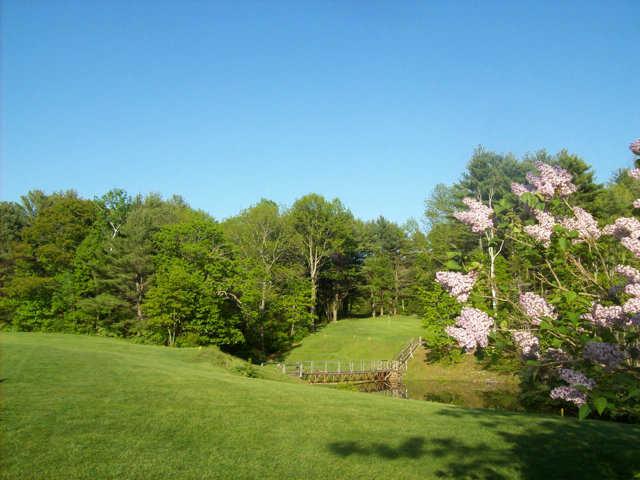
[2,1,639,224]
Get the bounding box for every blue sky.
[2,1,639,224]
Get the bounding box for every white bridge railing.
[279,336,422,378]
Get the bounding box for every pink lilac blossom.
[620,237,640,258]
[445,307,494,351]
[550,386,587,406]
[511,182,533,197]
[558,368,596,390]
[525,162,577,199]
[602,218,640,257]
[624,283,640,297]
[524,210,556,247]
[630,138,640,156]
[453,198,493,234]
[634,199,640,209]
[560,207,601,243]
[512,331,540,359]
[623,297,640,315]
[629,168,640,180]
[581,303,624,327]
[435,271,477,303]
[615,265,640,284]
[602,217,640,240]
[519,292,556,325]
[583,342,626,368]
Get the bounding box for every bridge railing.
[277,336,423,377]
[393,336,422,371]
[279,359,402,377]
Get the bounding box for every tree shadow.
[329,436,426,460]
[327,408,640,479]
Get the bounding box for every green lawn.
[2,333,639,479]
[286,315,424,362]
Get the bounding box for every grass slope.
[286,315,424,362]
[2,333,639,480]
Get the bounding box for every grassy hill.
[286,315,424,362]
[2,332,639,479]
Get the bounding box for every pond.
[355,378,522,411]
[402,379,522,410]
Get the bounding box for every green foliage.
[420,283,462,361]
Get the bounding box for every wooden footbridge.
[279,337,422,385]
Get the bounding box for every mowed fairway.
[2,333,639,480]
[286,315,424,362]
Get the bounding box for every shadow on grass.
[327,408,640,480]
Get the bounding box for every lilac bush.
[434,147,640,419]
[453,197,493,233]
[512,330,540,359]
[445,307,494,350]
[560,206,601,244]
[435,271,477,303]
[525,161,577,198]
[523,209,555,247]
[519,292,556,325]
[550,386,587,406]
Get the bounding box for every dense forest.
[0,187,427,358]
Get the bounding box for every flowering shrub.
[512,330,540,359]
[434,271,477,303]
[560,207,601,243]
[524,161,577,198]
[452,197,493,233]
[524,210,555,247]
[445,307,494,350]
[434,143,640,421]
[519,292,556,325]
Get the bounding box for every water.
[404,379,522,410]
[357,379,522,411]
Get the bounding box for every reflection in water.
[406,379,522,410]
[357,379,522,411]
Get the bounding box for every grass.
[2,332,640,479]
[286,315,424,362]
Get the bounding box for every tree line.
[0,190,426,358]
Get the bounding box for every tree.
[96,188,132,239]
[223,200,287,347]
[287,194,353,324]
[144,217,243,346]
[2,192,97,330]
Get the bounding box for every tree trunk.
[393,269,399,315]
[331,293,339,322]
[311,274,318,321]
[260,280,267,313]
[488,243,498,313]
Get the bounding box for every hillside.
[2,332,639,479]
[286,315,424,362]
